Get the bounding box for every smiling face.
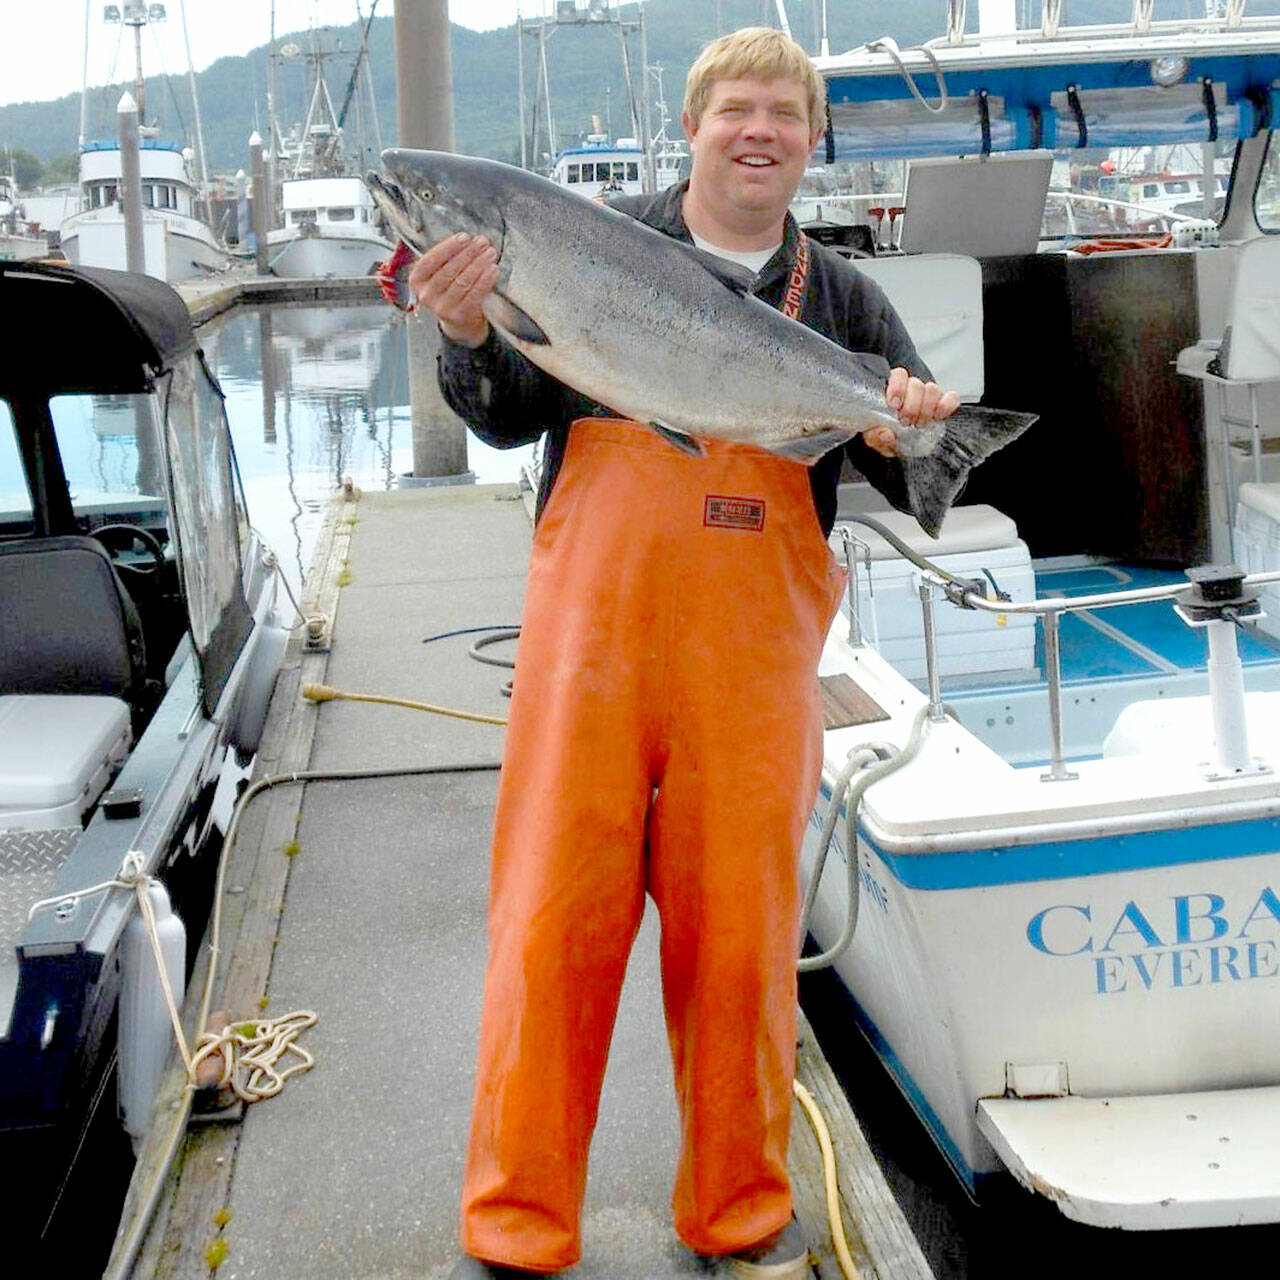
[681,76,822,250]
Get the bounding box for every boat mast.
[267,0,279,226]
[517,7,528,170]
[80,0,91,148]
[123,1,148,125]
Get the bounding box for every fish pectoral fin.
[649,422,705,457]
[769,428,849,464]
[484,292,550,345]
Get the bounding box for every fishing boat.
[266,20,392,280]
[524,0,687,200]
[798,0,1280,1231]
[59,2,227,282]
[60,137,228,281]
[0,261,289,1232]
[551,131,650,199]
[0,172,48,262]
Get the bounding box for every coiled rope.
[28,851,319,1106]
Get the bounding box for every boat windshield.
[0,401,32,535]
[809,22,1280,252]
[158,351,252,710]
[795,134,1266,250]
[45,392,171,534]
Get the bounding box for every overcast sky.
[0,1,537,109]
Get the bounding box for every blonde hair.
[683,27,827,134]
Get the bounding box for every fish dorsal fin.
[669,240,758,295]
[484,291,550,345]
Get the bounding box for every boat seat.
[0,536,148,703]
[840,253,1000,531]
[852,253,985,402]
[1177,236,1280,547]
[0,694,131,831]
[835,503,1021,561]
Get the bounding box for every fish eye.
[418,187,435,204]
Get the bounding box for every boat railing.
[835,525,1280,780]
[937,0,1269,47]
[1044,188,1216,234]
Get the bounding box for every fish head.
[366,149,507,257]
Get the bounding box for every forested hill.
[5,0,1279,182]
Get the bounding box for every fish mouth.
[364,169,417,241]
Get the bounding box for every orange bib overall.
[461,417,846,1272]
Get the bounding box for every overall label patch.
[704,494,766,532]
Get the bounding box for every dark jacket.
[436,180,929,535]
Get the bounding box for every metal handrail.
[837,524,1280,780]
[916,566,1280,780]
[925,568,1280,616]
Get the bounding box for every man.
[409,27,958,1280]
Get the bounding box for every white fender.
[118,880,186,1146]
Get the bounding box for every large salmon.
[367,149,1035,536]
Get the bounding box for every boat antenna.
[336,0,379,133]
[820,0,829,56]
[774,0,792,39]
[177,1,210,192]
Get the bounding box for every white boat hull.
[0,232,47,262]
[61,207,226,281]
[267,225,391,278]
[802,630,1280,1227]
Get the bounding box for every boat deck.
[927,556,1280,768]
[1035,561,1280,685]
[117,479,933,1279]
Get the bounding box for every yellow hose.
[793,1077,863,1280]
[302,682,508,726]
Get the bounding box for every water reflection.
[201,300,532,592]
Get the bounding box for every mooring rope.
[28,850,317,1104]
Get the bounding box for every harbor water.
[201,299,534,594]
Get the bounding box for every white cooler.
[1235,482,1280,641]
[830,504,1037,681]
[0,694,132,831]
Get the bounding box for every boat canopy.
[0,261,196,396]
[0,262,251,715]
[817,23,1280,160]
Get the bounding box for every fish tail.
[904,405,1037,537]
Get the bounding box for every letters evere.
[1027,889,1280,994]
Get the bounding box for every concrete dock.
[110,290,933,1277]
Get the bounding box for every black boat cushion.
[0,536,147,699]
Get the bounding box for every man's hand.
[863,367,963,458]
[407,232,499,348]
